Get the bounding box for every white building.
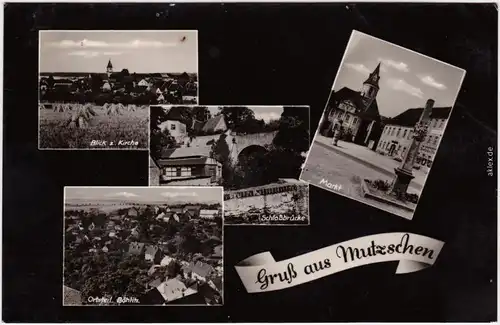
[159,120,187,144]
[376,106,451,171]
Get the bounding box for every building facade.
[159,120,188,144]
[322,63,383,147]
[376,106,451,171]
[156,156,222,186]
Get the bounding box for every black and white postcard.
[63,186,223,306]
[300,31,466,220]
[39,30,198,150]
[149,106,310,225]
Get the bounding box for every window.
[345,115,350,123]
[353,117,358,125]
[403,129,407,138]
[170,123,176,130]
[164,167,177,178]
[396,127,401,137]
[181,167,191,177]
[432,136,439,146]
[391,128,395,136]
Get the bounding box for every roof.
[149,156,160,169]
[332,87,381,121]
[192,120,205,132]
[145,245,161,256]
[183,261,215,278]
[202,115,225,133]
[363,62,381,87]
[387,107,452,127]
[157,156,212,167]
[212,245,223,258]
[107,59,113,69]
[63,286,82,305]
[128,242,145,255]
[160,255,174,266]
[211,276,223,292]
[157,278,189,302]
[170,208,184,213]
[160,146,212,159]
[147,278,163,288]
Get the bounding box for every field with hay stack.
[39,103,149,149]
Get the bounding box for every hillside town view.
[63,187,223,306]
[149,106,310,225]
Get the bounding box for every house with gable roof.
[144,245,162,264]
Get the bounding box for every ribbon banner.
[235,233,445,293]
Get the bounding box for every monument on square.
[389,99,434,197]
[360,98,435,215]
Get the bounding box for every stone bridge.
[223,179,310,224]
[185,131,278,164]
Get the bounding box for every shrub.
[371,179,391,191]
[405,193,420,204]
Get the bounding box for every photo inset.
[39,30,198,149]
[300,30,465,220]
[149,106,310,226]
[63,186,223,306]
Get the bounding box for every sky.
[65,187,222,204]
[208,106,284,122]
[40,30,198,73]
[332,30,466,118]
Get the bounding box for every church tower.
[360,62,381,109]
[106,59,113,78]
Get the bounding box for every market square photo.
[300,30,465,220]
[149,105,310,225]
[39,30,198,149]
[63,186,223,306]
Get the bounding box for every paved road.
[301,143,417,219]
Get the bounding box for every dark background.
[3,2,497,322]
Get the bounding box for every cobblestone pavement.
[314,135,426,189]
[300,142,417,219]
